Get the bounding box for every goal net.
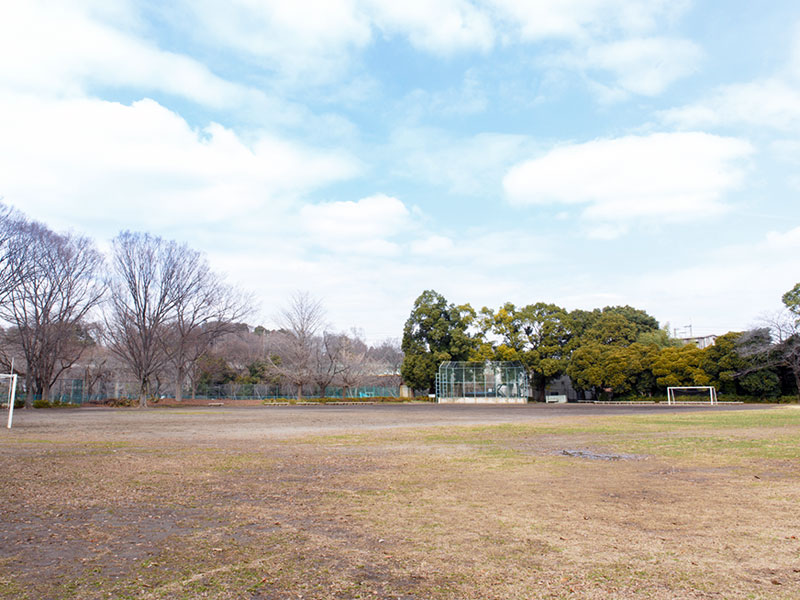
[666,386,717,405]
[1,373,19,429]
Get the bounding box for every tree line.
[0,205,401,407]
[400,289,800,401]
[3,202,796,406]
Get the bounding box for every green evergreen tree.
[400,290,476,393]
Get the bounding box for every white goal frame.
[666,386,717,405]
[1,373,19,429]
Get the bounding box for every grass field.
[2,405,800,599]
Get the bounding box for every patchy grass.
[2,407,800,598]
[619,434,800,460]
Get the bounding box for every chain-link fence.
[21,379,403,404]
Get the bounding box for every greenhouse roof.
[438,360,525,367]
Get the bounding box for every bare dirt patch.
[1,403,798,599]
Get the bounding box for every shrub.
[714,394,797,404]
[263,396,413,405]
[89,397,136,407]
[32,399,80,408]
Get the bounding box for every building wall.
[437,396,528,404]
[678,335,717,349]
[545,374,593,402]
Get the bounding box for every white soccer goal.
[1,373,19,429]
[666,386,717,405]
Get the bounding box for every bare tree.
[368,338,404,387]
[741,310,800,400]
[105,231,185,407]
[266,291,326,400]
[160,252,254,402]
[312,332,344,396]
[0,203,34,309]
[78,328,115,401]
[334,331,369,398]
[0,218,104,405]
[209,326,265,379]
[753,309,794,343]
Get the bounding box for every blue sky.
[1,0,799,341]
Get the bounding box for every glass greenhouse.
[435,361,530,403]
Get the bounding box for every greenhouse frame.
[435,361,530,403]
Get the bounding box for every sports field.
[2,404,799,599]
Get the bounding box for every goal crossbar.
[666,386,717,405]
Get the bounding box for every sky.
[1,0,799,342]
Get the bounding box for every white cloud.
[493,3,701,98]
[0,1,337,136]
[389,128,535,196]
[765,225,800,250]
[661,24,800,131]
[0,93,359,230]
[503,132,753,230]
[662,78,800,131]
[409,231,547,267]
[174,0,372,84]
[299,194,412,255]
[164,0,694,87]
[171,0,494,85]
[581,37,702,96]
[212,227,543,341]
[402,70,489,118]
[410,235,456,255]
[488,0,689,41]
[366,0,494,54]
[543,224,800,337]
[4,0,792,347]
[585,223,629,240]
[770,139,800,163]
[628,225,800,334]
[0,1,251,108]
[301,194,410,237]
[0,0,700,108]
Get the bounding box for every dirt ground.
[2,403,799,599]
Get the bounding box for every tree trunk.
[175,365,184,403]
[794,368,800,401]
[296,383,303,402]
[139,379,148,408]
[24,373,33,409]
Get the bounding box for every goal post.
[666,386,717,405]
[1,373,19,429]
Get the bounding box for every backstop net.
[435,361,530,404]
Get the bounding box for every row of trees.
[400,288,800,401]
[0,205,106,405]
[4,200,795,406]
[262,293,402,399]
[0,205,401,407]
[0,205,252,407]
[177,318,402,400]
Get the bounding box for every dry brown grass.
[1,406,799,599]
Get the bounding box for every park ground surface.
[1,403,799,599]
